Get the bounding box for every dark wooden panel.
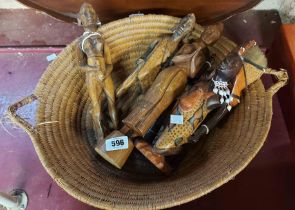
[17,0,261,24]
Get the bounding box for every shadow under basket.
[7,15,285,209]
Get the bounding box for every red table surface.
[0,9,294,210]
[268,24,295,147]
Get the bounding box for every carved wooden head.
[172,13,196,41]
[214,52,243,82]
[201,23,224,45]
[78,3,99,29]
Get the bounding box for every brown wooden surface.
[0,9,281,48]
[268,24,295,146]
[17,0,261,24]
[95,130,134,169]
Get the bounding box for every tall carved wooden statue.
[78,3,118,140]
[116,13,196,99]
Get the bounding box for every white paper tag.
[105,136,129,151]
[46,53,57,62]
[170,115,184,125]
[129,13,144,18]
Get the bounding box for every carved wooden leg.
[91,100,103,139]
[116,70,138,97]
[86,70,104,139]
[104,76,118,129]
[134,139,172,174]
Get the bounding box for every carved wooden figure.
[116,14,196,98]
[95,23,223,170]
[78,3,118,140]
[190,41,288,143]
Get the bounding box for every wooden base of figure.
[134,139,172,174]
[95,130,134,169]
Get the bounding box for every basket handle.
[7,94,38,135]
[264,68,288,96]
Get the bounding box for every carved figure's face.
[172,13,196,41]
[201,23,224,45]
[215,52,243,82]
[78,3,98,28]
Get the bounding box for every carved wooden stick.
[134,140,172,174]
[230,41,257,106]
[230,69,246,107]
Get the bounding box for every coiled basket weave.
[8,15,287,209]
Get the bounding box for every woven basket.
[7,15,287,209]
